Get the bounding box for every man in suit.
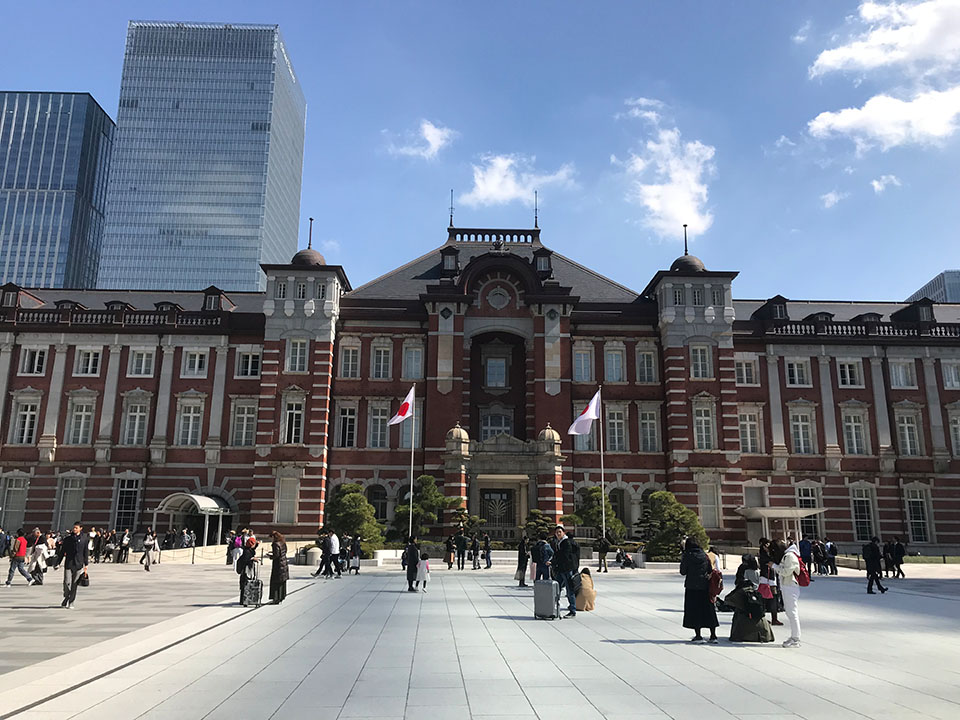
[55,521,89,609]
[862,536,887,595]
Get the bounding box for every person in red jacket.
[5,529,34,586]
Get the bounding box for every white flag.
[568,388,601,435]
[388,386,415,425]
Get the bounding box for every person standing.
[824,537,838,575]
[268,531,288,604]
[237,536,259,605]
[863,536,888,594]
[349,535,362,575]
[142,529,158,571]
[328,530,342,578]
[470,534,481,570]
[444,535,455,570]
[119,529,131,564]
[680,537,718,644]
[535,533,554,581]
[516,536,529,587]
[597,533,611,573]
[405,536,420,592]
[552,525,580,618]
[893,537,906,579]
[882,539,895,578]
[454,530,467,571]
[771,538,802,647]
[757,538,783,627]
[0,527,9,559]
[416,552,430,593]
[483,533,492,569]
[6,529,34,586]
[55,522,89,609]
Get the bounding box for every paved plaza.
[1,561,960,720]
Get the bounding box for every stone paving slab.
[2,563,960,719]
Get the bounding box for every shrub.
[636,490,709,561]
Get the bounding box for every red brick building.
[1,225,959,550]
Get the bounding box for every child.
[415,551,430,593]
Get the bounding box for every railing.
[11,309,222,328]
[769,320,960,338]
[447,227,540,244]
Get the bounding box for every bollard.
[722,553,727,570]
[191,545,196,565]
[944,554,947,564]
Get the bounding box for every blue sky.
[4,1,959,301]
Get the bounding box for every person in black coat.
[237,537,259,604]
[454,531,467,571]
[516,536,529,587]
[405,536,420,592]
[892,537,906,579]
[54,522,89,609]
[552,525,580,618]
[679,537,718,643]
[863,537,887,594]
[445,536,455,570]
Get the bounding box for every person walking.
[757,538,783,627]
[328,530,342,578]
[483,533,492,569]
[516,535,529,587]
[350,535,362,575]
[0,527,9,559]
[312,530,330,578]
[863,536,888,594]
[5,529,33,586]
[680,537,718,644]
[142,529,158,571]
[535,533,554,581]
[470,534,481,570]
[824,537,838,575]
[882,540,895,578]
[27,530,53,585]
[405,536,420,592]
[237,536,259,605]
[268,531,288,605]
[771,538,802,647]
[416,551,430,592]
[454,530,467,571]
[597,533,611,573]
[445,535,455,570]
[893,537,907,579]
[54,522,89,609]
[119,529,131,564]
[552,525,580,618]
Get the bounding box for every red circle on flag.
[398,402,410,416]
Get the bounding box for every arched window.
[366,484,388,521]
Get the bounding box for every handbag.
[77,571,90,587]
[514,569,524,581]
[758,582,773,600]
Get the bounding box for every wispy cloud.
[821,190,849,208]
[387,119,457,160]
[617,97,665,123]
[320,239,341,255]
[615,98,716,239]
[871,174,902,193]
[458,154,575,207]
[774,134,797,149]
[793,20,812,44]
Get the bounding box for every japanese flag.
[567,388,601,435]
[388,386,415,425]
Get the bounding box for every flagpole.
[408,399,415,542]
[598,385,605,541]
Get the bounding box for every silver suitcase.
[534,579,560,620]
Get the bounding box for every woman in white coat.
[27,533,54,584]
[770,538,802,648]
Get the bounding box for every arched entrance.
[150,492,235,547]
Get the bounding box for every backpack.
[793,553,811,587]
[530,541,542,564]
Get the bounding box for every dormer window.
[2,291,16,307]
[919,305,933,322]
[536,255,549,272]
[204,295,219,311]
[156,302,179,313]
[443,254,456,271]
[773,304,787,320]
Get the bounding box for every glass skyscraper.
[98,22,306,291]
[0,92,114,288]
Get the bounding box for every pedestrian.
[470,534,481,570]
[416,551,430,593]
[142,529,157,571]
[575,567,596,612]
[893,537,906,579]
[54,522,89,609]
[824,536,838,575]
[0,527,9,559]
[445,535,455,570]
[454,530,467,571]
[328,529,342,578]
[516,535,529,587]
[882,539,895,578]
[5,529,33,586]
[268,531,288,604]
[405,536,420,592]
[680,537,718,644]
[726,554,774,643]
[27,529,52,585]
[534,532,553,580]
[349,535,362,574]
[811,540,826,576]
[119,529,131,563]
[597,533,611,573]
[225,531,236,565]
[483,532,492,569]
[771,538,802,647]
[552,525,580,618]
[757,538,783,627]
[237,536,259,604]
[797,535,814,583]
[863,536,888,594]
[312,530,328,578]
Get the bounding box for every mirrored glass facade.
[98,22,306,291]
[0,92,114,288]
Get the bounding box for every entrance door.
[482,489,516,541]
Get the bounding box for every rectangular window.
[852,487,875,542]
[951,416,960,456]
[205,295,218,311]
[2,291,16,307]
[12,402,39,444]
[735,359,757,386]
[20,348,46,375]
[74,350,101,377]
[340,347,359,378]
[316,283,326,299]
[481,412,512,441]
[711,288,723,307]
[690,346,712,379]
[275,281,287,299]
[798,486,821,538]
[906,488,929,543]
[605,349,625,382]
[369,406,388,448]
[123,402,149,446]
[486,357,507,387]
[573,403,595,451]
[115,476,140,530]
[182,350,207,377]
[743,485,766,508]
[337,406,356,447]
[573,349,593,382]
[637,351,656,383]
[276,477,298,524]
[128,350,155,377]
[402,346,423,379]
[287,339,308,373]
[842,412,867,455]
[639,410,659,452]
[889,360,917,388]
[694,406,714,450]
[673,288,685,306]
[0,477,28,531]
[692,288,704,306]
[284,400,304,444]
[56,477,84,534]
[400,405,422,449]
[296,282,306,300]
[897,414,921,456]
[232,404,257,446]
[177,404,203,446]
[786,360,810,386]
[372,346,391,379]
[607,408,625,451]
[739,411,759,453]
[943,362,960,390]
[790,411,814,454]
[698,484,720,528]
[838,361,863,387]
[236,351,261,378]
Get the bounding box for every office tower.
[907,271,960,303]
[0,92,114,288]
[98,22,306,291]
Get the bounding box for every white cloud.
[808,85,960,150]
[871,173,902,192]
[774,134,797,148]
[388,119,457,160]
[458,154,575,207]
[821,190,849,208]
[793,20,812,44]
[810,0,960,79]
[617,97,665,123]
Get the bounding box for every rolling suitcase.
[242,564,263,607]
[534,579,560,620]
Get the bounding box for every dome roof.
[669,254,706,273]
[291,247,326,267]
[537,423,561,444]
[445,422,469,443]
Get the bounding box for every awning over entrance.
[735,507,825,520]
[150,492,234,547]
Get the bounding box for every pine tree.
[574,486,627,541]
[523,509,555,540]
[637,490,709,560]
[392,475,462,539]
[324,483,385,544]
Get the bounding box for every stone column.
[95,344,123,463]
[204,344,229,467]
[818,355,841,470]
[150,345,176,464]
[0,342,13,446]
[766,352,788,470]
[38,344,68,462]
[922,358,950,471]
[869,357,894,473]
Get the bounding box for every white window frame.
[275,281,287,299]
[235,350,261,379]
[296,282,307,300]
[785,358,812,387]
[480,410,513,442]
[788,403,817,454]
[738,407,761,454]
[9,393,41,445]
[230,399,258,447]
[485,356,508,388]
[711,287,723,307]
[796,484,823,539]
[0,473,29,530]
[905,486,932,543]
[850,484,877,543]
[337,403,357,448]
[943,361,960,390]
[841,408,870,455]
[697,480,721,529]
[286,338,308,374]
[690,345,713,380]
[889,360,917,389]
[895,411,923,456]
[19,347,47,376]
[282,396,305,444]
[604,346,626,383]
[121,393,151,446]
[572,401,596,451]
[950,409,960,457]
[734,356,759,386]
[693,400,715,451]
[400,399,423,449]
[73,348,102,377]
[636,349,657,384]
[127,348,156,378]
[175,395,205,446]
[275,475,299,524]
[573,345,593,383]
[339,343,360,379]
[54,473,85,534]
[606,404,627,452]
[837,359,864,388]
[691,287,704,306]
[371,342,392,380]
[65,394,96,445]
[368,402,389,448]
[638,404,660,453]
[673,287,685,306]
[401,344,424,380]
[181,349,209,379]
[113,473,142,531]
